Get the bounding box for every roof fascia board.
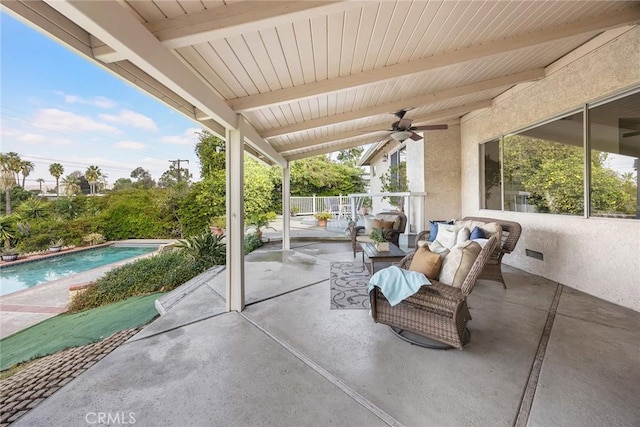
[45,0,239,130]
[262,69,543,139]
[229,7,640,112]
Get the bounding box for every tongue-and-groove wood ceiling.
[3,0,639,165]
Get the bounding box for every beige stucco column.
[282,162,291,251]
[225,123,245,312]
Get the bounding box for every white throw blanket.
[367,266,430,306]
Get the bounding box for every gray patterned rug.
[330,262,371,309]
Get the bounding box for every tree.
[61,174,80,196]
[36,178,45,193]
[19,160,35,189]
[130,167,155,189]
[49,163,64,196]
[380,162,408,211]
[0,154,17,214]
[3,152,22,185]
[195,130,225,177]
[85,165,102,195]
[336,147,364,167]
[159,165,192,188]
[113,178,134,191]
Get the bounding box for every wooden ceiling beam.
[90,1,361,63]
[261,69,543,139]
[274,100,492,153]
[229,8,640,112]
[284,139,376,162]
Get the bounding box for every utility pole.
[168,159,189,183]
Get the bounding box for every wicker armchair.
[416,217,522,288]
[351,212,407,257]
[370,236,498,350]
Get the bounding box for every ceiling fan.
[368,109,448,142]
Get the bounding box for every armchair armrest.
[352,225,365,236]
[416,230,429,243]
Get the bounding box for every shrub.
[68,251,200,312]
[174,231,226,272]
[82,232,105,246]
[244,232,263,254]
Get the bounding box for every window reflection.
[589,92,639,219]
[503,111,584,215]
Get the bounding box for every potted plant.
[290,206,299,217]
[369,228,389,252]
[49,238,65,253]
[1,246,19,262]
[247,212,277,240]
[314,212,332,227]
[0,215,18,261]
[209,216,226,237]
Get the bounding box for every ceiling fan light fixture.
[391,130,413,141]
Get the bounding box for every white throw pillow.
[364,217,374,234]
[456,227,470,244]
[435,223,458,248]
[428,241,451,258]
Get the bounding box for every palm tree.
[49,163,64,196]
[36,178,45,193]
[4,152,22,184]
[61,174,80,196]
[0,154,17,214]
[85,165,102,195]
[19,160,35,189]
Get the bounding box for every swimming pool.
[0,246,157,296]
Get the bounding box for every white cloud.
[161,127,201,146]
[1,127,72,146]
[115,140,146,150]
[61,93,117,109]
[100,109,158,131]
[32,108,121,134]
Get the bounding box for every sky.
[0,11,205,191]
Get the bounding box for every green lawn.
[0,293,162,371]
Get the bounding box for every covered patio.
[1,1,639,425]
[12,240,640,426]
[3,0,639,313]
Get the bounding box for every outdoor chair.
[370,236,498,350]
[351,212,407,257]
[416,217,521,288]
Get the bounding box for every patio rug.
[330,262,371,309]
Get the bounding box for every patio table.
[361,242,406,274]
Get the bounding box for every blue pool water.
[0,246,157,296]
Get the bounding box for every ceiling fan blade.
[397,118,413,129]
[411,124,449,131]
[394,109,408,119]
[360,129,392,133]
[408,132,422,141]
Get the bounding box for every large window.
[589,92,639,219]
[480,89,639,219]
[504,111,584,215]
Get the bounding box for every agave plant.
[174,231,226,271]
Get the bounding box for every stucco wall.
[425,124,462,222]
[460,28,640,311]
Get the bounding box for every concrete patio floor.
[14,241,640,426]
